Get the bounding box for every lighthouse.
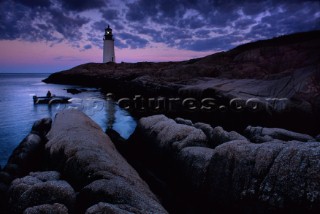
[103,25,115,63]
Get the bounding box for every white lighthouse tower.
[103,25,115,63]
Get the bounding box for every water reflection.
[32,97,136,139]
[0,73,137,167]
[106,100,116,129]
[47,105,53,118]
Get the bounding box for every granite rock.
[206,140,320,212]
[3,118,51,178]
[7,171,75,214]
[45,109,168,213]
[85,202,132,214]
[244,126,315,143]
[23,203,68,214]
[138,114,208,153]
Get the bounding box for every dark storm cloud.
[99,9,125,30]
[179,36,235,51]
[135,27,163,43]
[0,0,89,46]
[49,9,89,42]
[118,33,148,49]
[0,2,59,41]
[101,9,119,21]
[194,30,211,39]
[15,0,51,8]
[60,0,106,11]
[0,0,319,52]
[115,39,129,49]
[92,20,108,31]
[235,19,256,30]
[247,1,320,39]
[0,2,31,40]
[83,44,92,50]
[124,0,320,51]
[87,32,103,48]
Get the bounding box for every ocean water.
[0,73,136,167]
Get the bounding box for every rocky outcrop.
[7,171,75,214]
[85,202,133,214]
[78,178,163,213]
[138,114,208,153]
[2,109,319,213]
[137,115,246,150]
[23,203,68,214]
[45,109,167,213]
[205,140,320,213]
[0,118,52,212]
[129,114,245,212]
[44,31,320,85]
[130,114,320,213]
[210,126,247,147]
[1,110,168,213]
[176,147,214,192]
[43,30,320,135]
[2,118,51,178]
[244,126,315,143]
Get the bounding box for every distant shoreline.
[43,30,320,135]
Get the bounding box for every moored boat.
[33,95,71,104]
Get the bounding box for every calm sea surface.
[0,73,136,167]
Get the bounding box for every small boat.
[33,95,71,104]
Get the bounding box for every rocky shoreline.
[0,110,167,214]
[0,110,320,213]
[123,115,320,213]
[1,30,319,213]
[43,30,320,135]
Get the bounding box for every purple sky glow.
[0,0,319,73]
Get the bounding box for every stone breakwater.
[1,110,320,213]
[0,109,167,214]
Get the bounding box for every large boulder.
[31,118,52,138]
[78,178,166,213]
[173,120,247,148]
[175,117,193,126]
[85,202,132,214]
[23,203,68,214]
[45,109,167,213]
[210,126,247,147]
[138,114,208,153]
[176,147,214,191]
[244,126,315,143]
[0,175,9,210]
[5,134,42,176]
[7,171,75,214]
[135,115,246,192]
[133,114,320,213]
[205,140,320,212]
[132,115,217,213]
[3,118,52,178]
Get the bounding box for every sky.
[0,0,319,73]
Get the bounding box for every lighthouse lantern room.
[103,25,115,63]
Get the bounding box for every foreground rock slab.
[45,109,167,213]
